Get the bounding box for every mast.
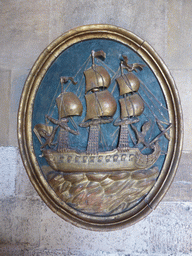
[80,50,117,154]
[115,57,145,150]
[47,77,83,152]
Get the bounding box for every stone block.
[0,198,15,244]
[0,0,50,70]
[166,1,192,69]
[164,152,192,202]
[0,197,41,247]
[0,245,27,256]
[15,152,40,198]
[113,0,167,58]
[149,202,192,254]
[12,198,41,246]
[170,70,192,151]
[49,0,166,58]
[0,147,17,198]
[0,69,11,146]
[23,249,144,256]
[9,69,29,146]
[40,203,149,254]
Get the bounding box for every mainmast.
[80,50,117,154]
[47,77,83,152]
[115,56,145,150]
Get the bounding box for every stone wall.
[0,0,192,255]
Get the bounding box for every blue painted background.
[32,39,169,171]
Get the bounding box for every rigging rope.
[47,81,61,122]
[140,80,168,111]
[97,58,116,75]
[127,125,137,145]
[138,91,169,124]
[139,82,169,123]
[100,128,108,150]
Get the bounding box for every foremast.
[47,77,83,152]
[80,50,117,154]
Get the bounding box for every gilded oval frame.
[18,24,183,231]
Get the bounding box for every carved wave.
[42,166,159,216]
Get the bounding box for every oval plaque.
[18,25,183,230]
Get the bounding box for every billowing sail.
[119,94,144,119]
[85,90,117,121]
[56,92,83,119]
[84,66,111,93]
[116,73,140,95]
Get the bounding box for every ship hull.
[43,143,161,172]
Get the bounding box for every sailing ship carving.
[34,50,171,173]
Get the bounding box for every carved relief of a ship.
[33,50,169,174]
